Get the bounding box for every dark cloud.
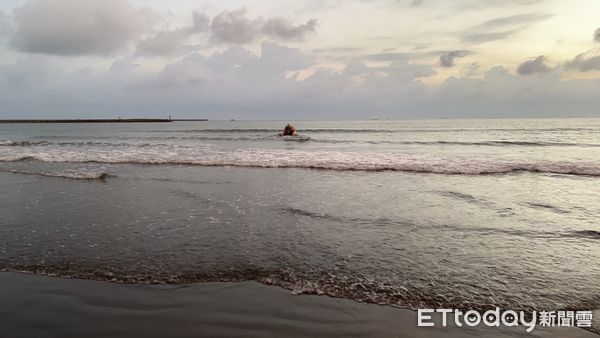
[564,52,600,72]
[439,50,469,67]
[136,8,319,55]
[595,28,600,43]
[137,10,317,55]
[210,9,318,44]
[517,55,551,75]
[11,0,147,56]
[136,11,209,56]
[210,9,262,44]
[262,18,318,41]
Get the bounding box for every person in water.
[282,123,296,136]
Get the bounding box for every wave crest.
[1,148,600,176]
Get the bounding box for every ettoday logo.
[417,308,593,333]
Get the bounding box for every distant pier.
[0,118,208,124]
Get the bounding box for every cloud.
[476,13,552,29]
[564,52,600,72]
[313,47,362,54]
[452,0,546,11]
[210,8,262,44]
[2,49,599,119]
[462,13,551,45]
[110,59,140,72]
[595,28,600,43]
[460,62,480,77]
[258,42,314,72]
[209,9,319,44]
[262,18,318,41]
[343,60,372,76]
[517,55,551,75]
[411,0,424,7]
[11,0,147,56]
[0,42,436,118]
[136,10,317,55]
[439,50,469,67]
[150,42,313,88]
[1,1,599,119]
[386,60,437,79]
[462,30,515,43]
[0,11,11,38]
[363,52,408,61]
[136,11,209,56]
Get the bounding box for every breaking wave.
[1,147,600,176]
[142,127,600,133]
[1,139,197,148]
[0,140,48,146]
[312,139,600,147]
[4,137,600,147]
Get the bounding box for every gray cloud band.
[8,1,318,57]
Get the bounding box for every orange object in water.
[281,124,296,136]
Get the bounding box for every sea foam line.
[1,147,600,176]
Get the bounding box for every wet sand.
[0,272,596,338]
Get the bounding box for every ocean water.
[0,118,599,312]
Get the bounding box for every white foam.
[1,145,599,176]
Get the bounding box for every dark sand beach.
[0,272,597,338]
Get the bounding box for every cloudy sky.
[0,0,599,119]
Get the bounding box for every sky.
[0,0,599,119]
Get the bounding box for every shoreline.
[0,271,597,337]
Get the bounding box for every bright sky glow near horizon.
[0,0,599,119]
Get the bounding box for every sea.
[0,118,599,312]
